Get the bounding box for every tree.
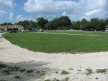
[37,17,48,29]
[14,23,18,25]
[80,18,87,30]
[1,22,7,25]
[105,19,108,27]
[86,22,91,31]
[22,20,30,29]
[17,21,23,26]
[50,18,60,30]
[70,21,75,29]
[8,22,13,25]
[74,21,81,30]
[44,22,51,30]
[98,19,105,31]
[59,16,71,30]
[29,20,37,28]
[90,18,99,31]
[1,22,13,25]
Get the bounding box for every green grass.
[26,70,34,73]
[60,70,70,75]
[96,69,107,74]
[85,68,93,76]
[63,77,69,81]
[14,76,22,79]
[44,79,51,81]
[2,31,108,53]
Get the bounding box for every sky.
[0,0,108,24]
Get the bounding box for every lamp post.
[7,22,8,32]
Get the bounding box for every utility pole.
[7,23,8,32]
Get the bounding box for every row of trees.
[0,22,13,25]
[72,18,108,31]
[15,16,71,30]
[1,16,108,31]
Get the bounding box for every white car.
[106,30,108,32]
[39,29,43,32]
[22,30,29,32]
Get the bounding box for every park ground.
[0,32,108,81]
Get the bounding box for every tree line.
[0,16,108,31]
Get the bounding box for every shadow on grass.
[0,61,53,81]
[1,36,11,39]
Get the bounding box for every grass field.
[2,31,108,53]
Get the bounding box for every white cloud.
[46,15,56,18]
[0,0,15,22]
[16,15,34,22]
[85,9,100,16]
[24,0,108,21]
[0,0,16,9]
[62,12,66,16]
[24,0,76,15]
[9,12,13,20]
[0,10,7,16]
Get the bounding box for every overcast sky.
[0,0,108,24]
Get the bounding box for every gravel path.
[0,33,108,81]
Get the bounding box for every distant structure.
[0,25,24,32]
[105,28,108,32]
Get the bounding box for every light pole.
[7,22,8,32]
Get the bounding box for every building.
[0,25,24,32]
[105,28,108,32]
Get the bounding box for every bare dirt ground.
[0,33,108,81]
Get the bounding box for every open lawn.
[2,31,108,53]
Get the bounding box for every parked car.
[22,29,29,32]
[32,30,36,32]
[0,31,3,33]
[9,30,17,33]
[39,29,43,32]
[106,30,108,32]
